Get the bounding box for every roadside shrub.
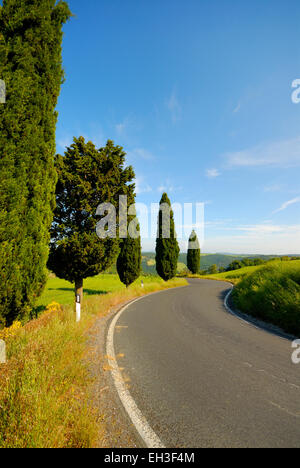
[0,321,22,341]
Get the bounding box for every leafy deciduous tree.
[208,264,218,275]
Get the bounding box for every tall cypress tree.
[0,0,71,326]
[117,219,142,288]
[155,193,180,281]
[187,230,201,274]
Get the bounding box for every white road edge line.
[223,286,257,327]
[106,293,166,449]
[223,285,292,341]
[107,281,288,448]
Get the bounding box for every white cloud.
[263,184,282,193]
[134,148,154,160]
[273,197,300,214]
[157,185,174,193]
[206,168,221,178]
[225,137,300,168]
[202,223,300,254]
[115,116,136,137]
[233,224,284,234]
[141,222,300,254]
[135,176,152,195]
[157,179,177,193]
[57,134,73,151]
[233,102,241,113]
[116,121,127,135]
[127,148,155,161]
[80,123,105,148]
[57,124,105,151]
[166,90,181,123]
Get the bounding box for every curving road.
[112,279,300,448]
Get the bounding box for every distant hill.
[141,252,257,275]
[106,252,300,276]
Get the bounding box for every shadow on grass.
[31,289,108,320]
[48,288,108,296]
[30,305,46,319]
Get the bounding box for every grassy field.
[198,265,263,284]
[199,260,300,285]
[0,273,187,448]
[232,260,300,336]
[197,260,300,336]
[35,273,166,310]
[139,252,290,275]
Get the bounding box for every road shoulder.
[87,300,143,448]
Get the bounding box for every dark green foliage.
[208,264,218,275]
[0,0,71,326]
[227,260,243,271]
[232,263,300,335]
[226,257,292,272]
[132,253,300,276]
[117,224,141,287]
[227,258,265,271]
[187,230,200,274]
[155,193,180,281]
[48,137,135,299]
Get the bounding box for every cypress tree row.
[0,0,71,326]
[155,193,180,281]
[117,216,142,288]
[187,230,201,274]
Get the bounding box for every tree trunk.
[75,278,83,305]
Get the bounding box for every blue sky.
[56,0,300,254]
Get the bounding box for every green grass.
[232,261,300,336]
[177,262,187,274]
[197,260,300,336]
[36,273,165,310]
[197,265,262,284]
[0,274,187,448]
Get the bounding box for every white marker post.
[76,294,81,323]
[0,339,6,364]
[0,80,6,104]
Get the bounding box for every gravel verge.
[86,299,144,448]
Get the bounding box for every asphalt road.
[113,279,300,448]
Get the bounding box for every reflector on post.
[76,294,81,322]
[0,339,6,364]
